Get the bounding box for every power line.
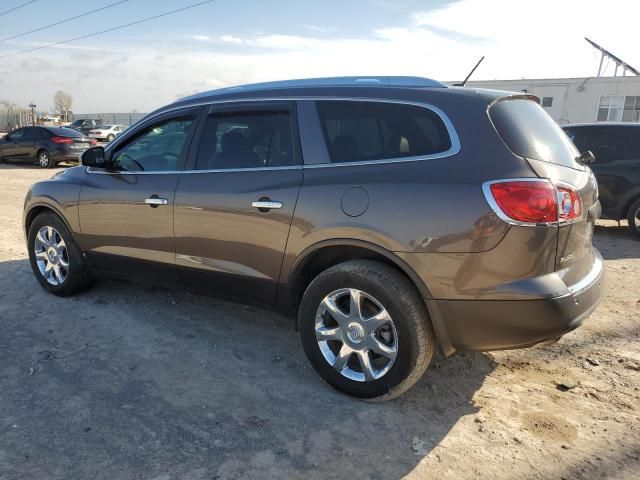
[0,1,37,17]
[0,0,216,59]
[0,0,130,44]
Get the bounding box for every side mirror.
[82,146,106,167]
[576,150,595,166]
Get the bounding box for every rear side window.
[564,126,640,164]
[490,99,580,169]
[316,101,452,163]
[195,109,296,170]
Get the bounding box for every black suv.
[562,123,640,239]
[22,77,604,399]
[68,118,103,135]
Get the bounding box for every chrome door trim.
[251,200,283,210]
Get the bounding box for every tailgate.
[488,97,600,286]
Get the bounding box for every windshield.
[490,98,582,169]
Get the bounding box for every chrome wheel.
[34,226,68,285]
[315,288,398,382]
[38,151,50,168]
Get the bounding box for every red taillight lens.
[51,136,73,144]
[557,185,583,221]
[489,181,558,223]
[486,180,583,225]
[89,139,96,145]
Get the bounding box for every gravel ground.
[0,163,638,480]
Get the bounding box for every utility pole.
[28,102,36,126]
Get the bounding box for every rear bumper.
[427,250,605,356]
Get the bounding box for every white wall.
[464,76,640,124]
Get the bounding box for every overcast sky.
[0,0,638,113]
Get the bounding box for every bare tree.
[53,90,73,121]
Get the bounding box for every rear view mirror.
[82,146,106,167]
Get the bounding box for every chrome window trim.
[86,165,302,175]
[98,96,461,174]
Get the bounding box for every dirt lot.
[0,163,638,480]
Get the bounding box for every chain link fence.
[0,112,149,132]
[70,112,148,127]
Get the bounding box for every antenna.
[455,56,485,87]
[585,37,639,77]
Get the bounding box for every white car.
[88,125,126,142]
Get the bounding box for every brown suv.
[23,77,604,400]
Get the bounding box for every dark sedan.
[0,126,95,168]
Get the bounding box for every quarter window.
[195,109,296,170]
[111,117,195,172]
[315,101,452,163]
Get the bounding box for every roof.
[562,122,640,128]
[179,76,446,102]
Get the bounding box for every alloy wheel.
[34,226,69,285]
[38,151,49,167]
[315,288,398,382]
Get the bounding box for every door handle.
[251,199,283,211]
[145,196,168,207]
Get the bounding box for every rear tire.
[107,134,115,142]
[37,149,54,169]
[28,212,93,296]
[627,198,640,240]
[298,260,435,400]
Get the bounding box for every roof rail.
[179,76,446,102]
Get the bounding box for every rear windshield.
[48,127,83,137]
[489,98,581,169]
[563,125,640,164]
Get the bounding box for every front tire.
[627,198,640,240]
[299,260,435,400]
[28,212,93,296]
[37,149,54,169]
[107,134,115,142]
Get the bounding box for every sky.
[0,0,638,113]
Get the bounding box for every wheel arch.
[287,239,434,310]
[25,203,74,239]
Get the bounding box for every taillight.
[556,185,582,222]
[51,136,73,144]
[89,139,97,145]
[484,179,583,225]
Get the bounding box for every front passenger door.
[78,108,201,282]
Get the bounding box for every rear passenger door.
[174,101,303,305]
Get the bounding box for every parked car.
[0,126,95,168]
[68,118,103,135]
[88,124,126,142]
[562,123,640,239]
[22,77,604,399]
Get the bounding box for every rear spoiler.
[468,88,541,106]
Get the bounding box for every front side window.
[316,100,452,164]
[111,117,195,172]
[194,109,296,170]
